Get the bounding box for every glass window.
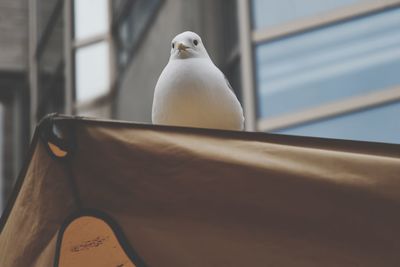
[219,0,241,103]
[274,101,400,144]
[37,10,65,120]
[114,0,161,71]
[222,0,239,56]
[252,0,363,29]
[112,0,130,18]
[75,41,110,102]
[37,0,62,41]
[37,62,65,119]
[38,12,64,74]
[255,8,400,118]
[74,0,108,40]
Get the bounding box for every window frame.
[111,0,163,76]
[237,0,400,132]
[69,0,116,114]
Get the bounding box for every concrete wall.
[115,0,229,123]
[0,0,28,71]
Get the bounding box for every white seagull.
[152,31,244,130]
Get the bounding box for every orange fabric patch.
[47,142,68,158]
[58,216,136,267]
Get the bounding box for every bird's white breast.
[152,58,244,130]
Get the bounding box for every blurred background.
[0,0,400,212]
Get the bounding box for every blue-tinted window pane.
[252,0,362,29]
[255,8,400,118]
[274,101,400,144]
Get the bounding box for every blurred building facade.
[1,0,400,210]
[0,0,30,210]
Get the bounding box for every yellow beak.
[177,43,189,51]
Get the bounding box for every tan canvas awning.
[1,114,400,266]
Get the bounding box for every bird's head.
[169,31,209,60]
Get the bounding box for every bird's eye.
[172,42,175,49]
[193,39,198,46]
